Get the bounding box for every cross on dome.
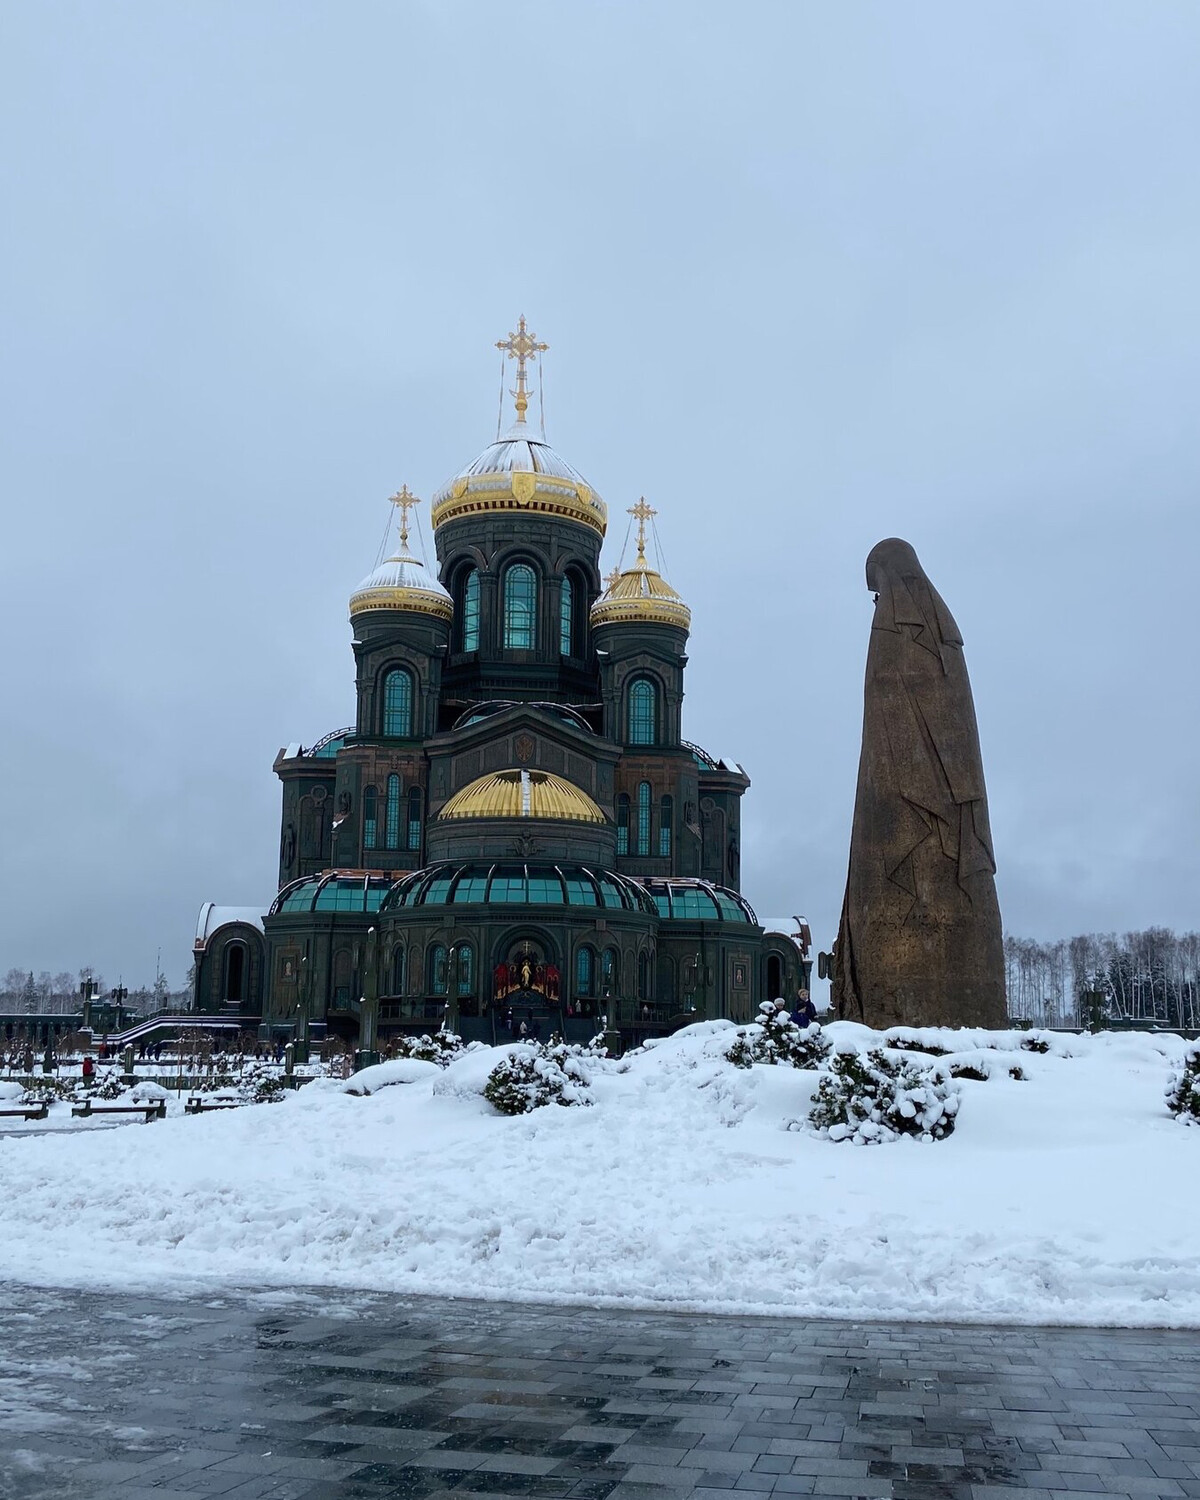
[388,484,420,550]
[628,497,657,563]
[495,314,548,426]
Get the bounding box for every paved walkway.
[2,1285,1198,1500]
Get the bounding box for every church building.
[193,319,810,1045]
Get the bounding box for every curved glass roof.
[453,701,595,734]
[304,727,354,759]
[271,871,394,916]
[640,878,758,924]
[382,862,657,916]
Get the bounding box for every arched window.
[429,944,448,995]
[461,569,480,652]
[407,787,422,851]
[766,954,783,1001]
[638,951,650,1000]
[627,678,657,745]
[601,947,618,994]
[658,794,672,859]
[223,943,246,1004]
[636,781,652,857]
[575,945,595,998]
[456,944,474,996]
[391,945,406,996]
[616,793,630,856]
[382,667,414,737]
[559,575,573,657]
[503,563,537,649]
[385,774,401,848]
[362,785,378,851]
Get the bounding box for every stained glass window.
[504,564,536,649]
[385,774,401,848]
[383,668,413,737]
[363,785,377,851]
[457,945,474,996]
[576,946,595,998]
[407,787,421,851]
[559,575,573,656]
[627,678,656,745]
[636,781,651,857]
[429,944,448,995]
[462,569,480,651]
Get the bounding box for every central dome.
[430,424,607,536]
[438,769,606,824]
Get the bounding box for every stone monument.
[832,538,1006,1029]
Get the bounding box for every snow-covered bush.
[1166,1047,1200,1123]
[1020,1031,1053,1054]
[949,1061,989,1082]
[884,1029,949,1057]
[390,1030,467,1068]
[809,1046,960,1144]
[726,1001,831,1070]
[20,1077,78,1104]
[483,1038,593,1115]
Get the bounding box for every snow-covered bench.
[70,1098,166,1122]
[0,1102,49,1121]
[184,1096,240,1114]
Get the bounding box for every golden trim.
[591,595,692,630]
[512,471,536,505]
[349,589,454,621]
[438,768,607,824]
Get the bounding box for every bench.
[70,1099,167,1121]
[184,1096,241,1114]
[0,1102,49,1121]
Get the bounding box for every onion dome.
[591,497,691,631]
[430,316,607,537]
[437,769,606,825]
[349,486,453,622]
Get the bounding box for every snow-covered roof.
[351,552,451,601]
[194,902,266,947]
[433,423,595,500]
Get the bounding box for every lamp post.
[444,943,460,1035]
[354,925,381,1072]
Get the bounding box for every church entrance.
[492,938,561,1040]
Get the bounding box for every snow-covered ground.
[0,1022,1197,1328]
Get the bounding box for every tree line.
[1005,929,1200,1029]
[0,966,188,1015]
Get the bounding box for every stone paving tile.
[2,1285,1200,1500]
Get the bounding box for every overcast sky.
[2,2,1198,989]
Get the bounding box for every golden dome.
[430,316,607,537]
[437,769,607,824]
[350,486,453,622]
[590,497,691,631]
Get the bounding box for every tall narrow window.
[385,774,401,849]
[429,944,448,995]
[638,951,650,1000]
[559,575,573,656]
[575,945,595,998]
[503,563,537,649]
[601,948,618,993]
[616,793,630,856]
[407,787,422,851]
[462,569,480,651]
[391,945,406,995]
[457,945,474,996]
[363,785,378,851]
[627,678,656,745]
[658,794,673,859]
[636,781,652,857]
[382,668,414,737]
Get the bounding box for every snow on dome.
[430,422,608,536]
[348,549,452,622]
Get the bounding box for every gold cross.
[495,314,548,424]
[388,484,420,549]
[604,566,622,592]
[628,497,657,562]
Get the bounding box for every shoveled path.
[2,1284,1198,1500]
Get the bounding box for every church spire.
[495,314,548,426]
[387,484,420,556]
[628,497,657,566]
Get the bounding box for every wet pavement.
[1,1284,1199,1500]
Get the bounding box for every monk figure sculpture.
[832,538,1006,1029]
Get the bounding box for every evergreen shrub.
[1166,1047,1200,1123]
[809,1047,960,1144]
[483,1037,593,1116]
[391,1030,466,1068]
[726,1001,832,1070]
